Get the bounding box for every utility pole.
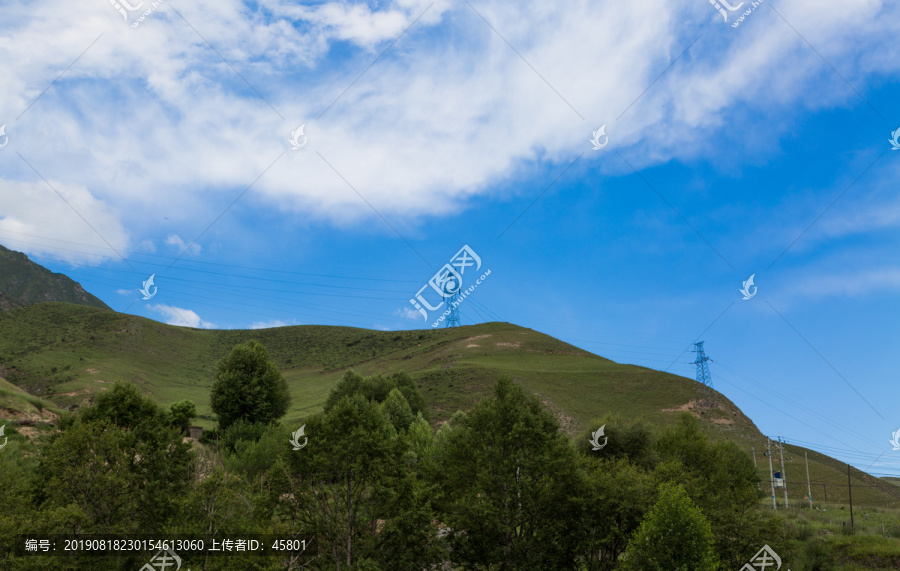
[805,452,813,509]
[848,463,854,528]
[778,437,789,508]
[767,437,776,510]
[752,446,757,468]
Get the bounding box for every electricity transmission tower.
[444,290,461,327]
[692,341,713,389]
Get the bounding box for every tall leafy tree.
[382,388,415,433]
[210,340,290,430]
[619,482,719,571]
[655,413,778,568]
[282,393,443,571]
[571,457,656,571]
[169,399,197,434]
[288,394,402,569]
[325,370,426,418]
[434,376,581,570]
[32,383,193,538]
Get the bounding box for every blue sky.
[1,0,899,477]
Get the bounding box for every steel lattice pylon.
[444,290,460,327]
[692,341,713,388]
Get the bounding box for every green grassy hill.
[1,301,898,510]
[0,244,110,311]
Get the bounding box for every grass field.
[2,301,899,516]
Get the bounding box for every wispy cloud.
[397,306,424,321]
[249,319,290,329]
[149,304,216,329]
[3,1,898,264]
[165,234,201,256]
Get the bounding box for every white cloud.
[249,319,289,329]
[397,306,424,321]
[165,234,201,256]
[149,304,216,328]
[789,268,900,300]
[115,288,132,295]
[0,179,129,265]
[1,0,898,256]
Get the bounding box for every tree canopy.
[209,339,290,430]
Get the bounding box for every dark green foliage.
[169,398,196,433]
[577,413,657,469]
[0,368,872,570]
[619,482,719,571]
[223,422,291,479]
[325,370,426,418]
[31,383,193,536]
[655,414,778,569]
[435,376,582,570]
[80,381,165,431]
[284,395,406,568]
[218,418,270,452]
[210,340,290,430]
[382,387,415,432]
[571,457,656,570]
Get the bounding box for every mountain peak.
[0,243,110,311]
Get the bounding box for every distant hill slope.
[0,244,110,311]
[1,302,899,508]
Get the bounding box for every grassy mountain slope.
[0,376,63,421]
[1,301,898,509]
[0,244,110,311]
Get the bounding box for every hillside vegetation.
[1,301,899,513]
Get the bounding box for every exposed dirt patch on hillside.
[0,407,58,423]
[54,389,90,397]
[662,398,738,425]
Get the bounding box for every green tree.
[382,388,414,432]
[619,482,719,571]
[577,413,657,470]
[655,413,778,568]
[282,394,443,570]
[325,370,426,418]
[571,457,656,571]
[80,381,163,431]
[32,383,193,540]
[434,376,581,570]
[210,340,290,430]
[169,399,197,434]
